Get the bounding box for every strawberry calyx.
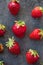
[35,6,43,13]
[39,7,43,13]
[29,49,39,57]
[6,37,15,48]
[15,20,25,28]
[39,29,43,39]
[0,61,4,65]
[0,24,6,31]
[11,0,19,3]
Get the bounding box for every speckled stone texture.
[0,0,43,65]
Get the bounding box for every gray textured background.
[0,0,43,65]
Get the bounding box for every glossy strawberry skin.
[0,30,6,36]
[8,1,20,16]
[26,52,39,64]
[29,29,41,40]
[31,7,42,18]
[12,24,26,38]
[8,42,21,55]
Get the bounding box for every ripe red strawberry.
[12,20,26,38]
[8,0,20,16]
[0,24,6,36]
[31,6,43,18]
[26,49,39,64]
[6,37,21,55]
[29,29,43,40]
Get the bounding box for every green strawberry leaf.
[29,49,39,57]
[17,20,25,26]
[0,24,6,30]
[0,61,4,65]
[6,37,15,48]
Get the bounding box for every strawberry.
[0,24,6,36]
[12,20,26,38]
[26,49,39,64]
[31,6,43,18]
[8,0,20,16]
[6,37,21,55]
[0,44,4,53]
[29,29,43,40]
[0,61,4,65]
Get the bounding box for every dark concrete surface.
[0,0,43,65]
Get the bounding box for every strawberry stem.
[11,0,19,2]
[11,0,16,2]
[39,60,43,65]
[40,62,43,65]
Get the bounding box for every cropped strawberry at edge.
[29,28,43,40]
[0,24,6,36]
